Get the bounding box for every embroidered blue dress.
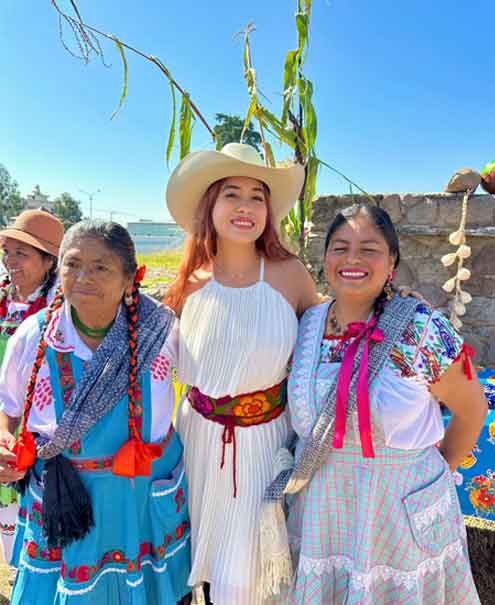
[2,308,191,604]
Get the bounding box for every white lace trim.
[412,490,452,531]
[299,538,465,592]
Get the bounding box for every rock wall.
[306,193,495,366]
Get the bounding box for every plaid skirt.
[287,444,480,605]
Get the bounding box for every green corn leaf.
[295,13,309,62]
[165,80,177,166]
[303,155,319,215]
[179,94,194,160]
[259,106,296,148]
[282,50,298,126]
[241,97,258,143]
[318,159,376,204]
[111,36,128,120]
[262,140,276,167]
[299,78,317,152]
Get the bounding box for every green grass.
[136,249,183,272]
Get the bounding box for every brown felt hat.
[0,209,64,257]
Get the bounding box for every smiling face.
[60,236,133,322]
[325,211,396,301]
[1,237,54,297]
[211,176,268,244]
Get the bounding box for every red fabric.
[453,343,475,381]
[13,430,37,471]
[112,436,163,478]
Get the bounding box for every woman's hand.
[0,430,25,483]
[396,285,428,303]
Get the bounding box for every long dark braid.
[40,255,58,298]
[126,282,141,440]
[18,288,65,444]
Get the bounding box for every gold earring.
[383,274,394,301]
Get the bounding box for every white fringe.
[259,500,292,599]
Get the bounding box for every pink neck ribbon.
[332,317,384,458]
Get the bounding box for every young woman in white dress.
[164,143,319,605]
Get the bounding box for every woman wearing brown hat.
[165,143,320,605]
[0,209,63,563]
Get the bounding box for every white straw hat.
[166,143,305,231]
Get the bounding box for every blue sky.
[1,1,493,222]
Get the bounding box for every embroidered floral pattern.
[59,520,190,583]
[174,487,186,513]
[319,305,462,385]
[33,376,53,411]
[56,352,81,455]
[188,381,287,428]
[150,354,171,381]
[24,539,62,562]
[70,456,114,472]
[29,501,43,527]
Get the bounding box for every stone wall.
[306,193,495,366]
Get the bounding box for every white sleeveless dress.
[176,258,298,605]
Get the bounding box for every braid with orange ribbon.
[14,287,65,472]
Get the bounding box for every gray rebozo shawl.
[259,294,421,598]
[38,293,175,460]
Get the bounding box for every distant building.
[126,219,183,237]
[23,185,55,213]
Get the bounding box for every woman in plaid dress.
[287,203,487,604]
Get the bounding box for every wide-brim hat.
[0,209,64,257]
[166,143,305,231]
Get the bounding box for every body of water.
[128,223,185,255]
[132,234,185,255]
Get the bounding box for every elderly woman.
[0,220,191,604]
[0,209,63,563]
[281,203,487,604]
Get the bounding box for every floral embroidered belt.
[187,380,287,498]
[69,426,175,473]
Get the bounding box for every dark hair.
[59,220,137,278]
[39,252,58,298]
[324,203,400,268]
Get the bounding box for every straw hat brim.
[0,228,60,257]
[166,149,305,231]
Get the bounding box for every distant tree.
[0,164,26,226]
[53,192,83,229]
[213,113,261,152]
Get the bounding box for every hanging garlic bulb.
[443,277,457,292]
[457,244,471,259]
[441,252,457,267]
[441,184,474,330]
[457,267,471,280]
[449,230,465,246]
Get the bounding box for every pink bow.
[332,318,384,458]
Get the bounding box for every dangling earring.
[383,272,395,301]
[124,290,133,306]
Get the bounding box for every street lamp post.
[78,188,101,219]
